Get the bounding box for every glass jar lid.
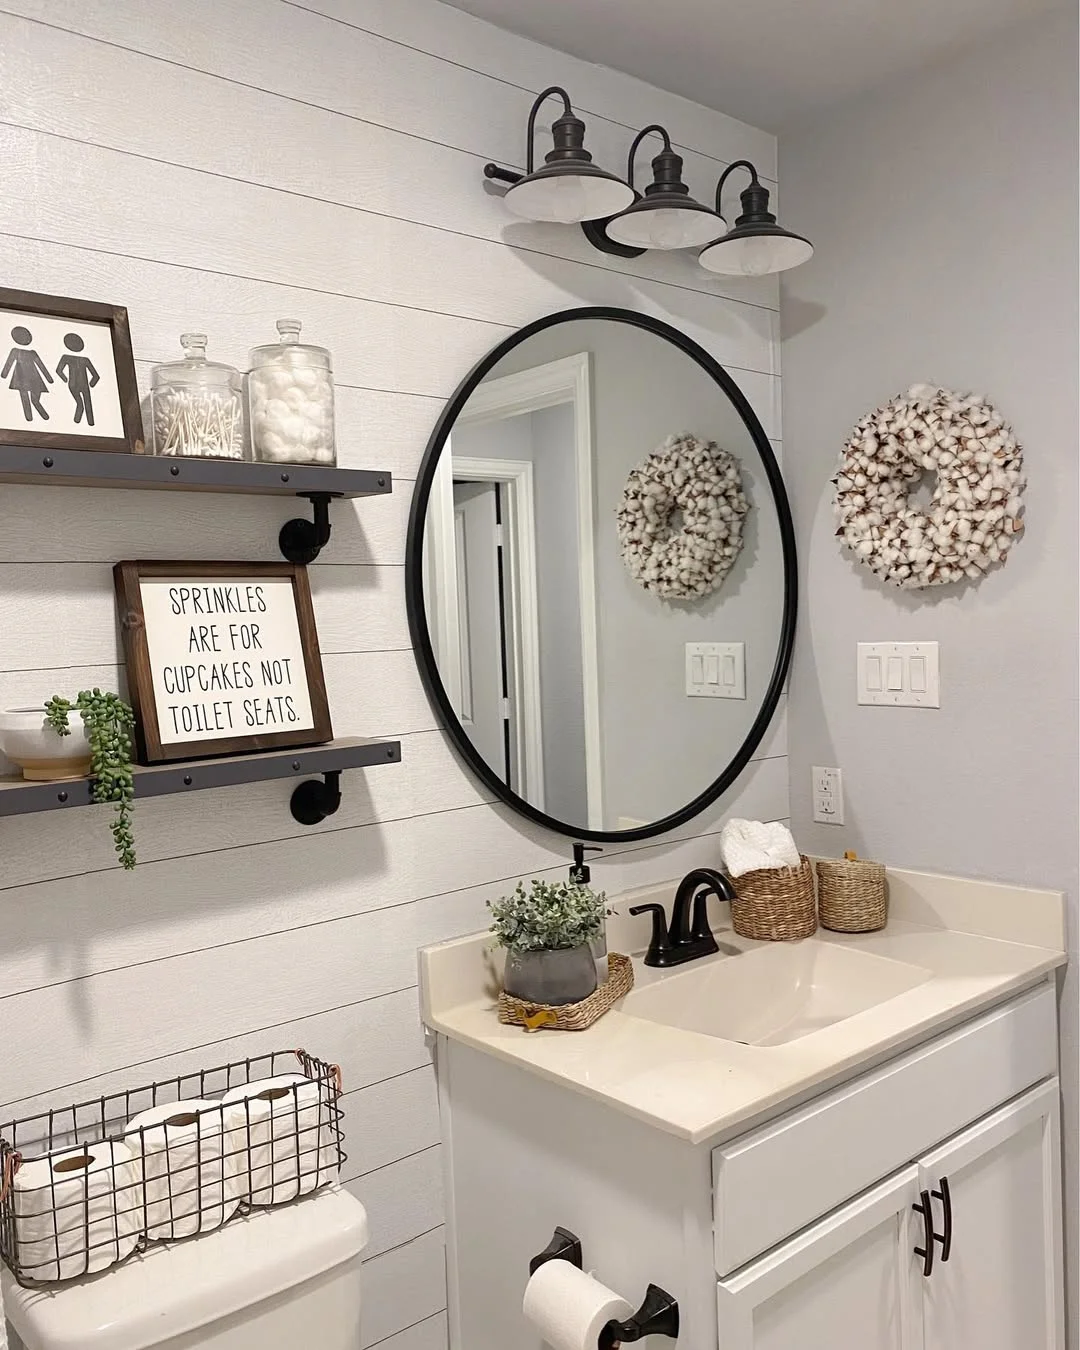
[151,333,240,389]
[249,319,332,371]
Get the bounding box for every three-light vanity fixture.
[483,86,813,277]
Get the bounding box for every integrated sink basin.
[621,939,933,1046]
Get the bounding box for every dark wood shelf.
[0,737,401,818]
[0,445,391,499]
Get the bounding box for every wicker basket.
[817,856,887,932]
[731,856,817,941]
[497,953,634,1032]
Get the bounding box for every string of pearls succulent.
[834,384,1025,589]
[616,433,749,600]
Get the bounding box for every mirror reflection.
[419,314,790,837]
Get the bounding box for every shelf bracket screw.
[279,492,334,563]
[290,769,342,826]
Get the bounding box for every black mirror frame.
[405,305,797,844]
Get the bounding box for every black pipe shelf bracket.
[279,492,334,564]
[290,768,342,826]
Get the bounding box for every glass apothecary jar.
[247,319,336,466]
[150,333,245,459]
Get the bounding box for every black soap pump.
[570,843,606,984]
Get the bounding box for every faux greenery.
[488,878,606,954]
[45,690,136,870]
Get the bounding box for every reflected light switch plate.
[686,642,745,699]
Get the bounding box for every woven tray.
[498,953,634,1032]
[817,857,887,932]
[731,855,817,941]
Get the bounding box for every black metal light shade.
[605,125,724,251]
[699,160,813,276]
[492,86,634,225]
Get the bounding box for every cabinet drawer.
[712,982,1057,1274]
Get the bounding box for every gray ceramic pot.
[503,944,598,1006]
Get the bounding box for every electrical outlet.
[812,766,844,825]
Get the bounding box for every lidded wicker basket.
[816,854,887,932]
[731,855,817,941]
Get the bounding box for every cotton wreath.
[834,384,1025,589]
[616,432,749,600]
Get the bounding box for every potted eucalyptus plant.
[489,878,607,1006]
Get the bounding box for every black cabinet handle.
[932,1176,953,1262]
[913,1189,935,1277]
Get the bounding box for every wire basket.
[731,856,817,941]
[0,1048,344,1288]
[817,856,887,932]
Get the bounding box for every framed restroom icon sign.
[0,287,143,453]
[114,560,334,764]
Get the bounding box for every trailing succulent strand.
[45,690,136,869]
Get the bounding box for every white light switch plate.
[812,766,844,825]
[857,642,940,708]
[686,642,745,699]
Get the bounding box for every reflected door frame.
[425,353,603,829]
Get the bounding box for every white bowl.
[0,707,93,781]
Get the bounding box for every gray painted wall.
[779,8,1079,1332]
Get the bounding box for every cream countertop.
[419,864,1066,1145]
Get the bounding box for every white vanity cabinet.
[716,1080,1064,1350]
[434,979,1065,1350]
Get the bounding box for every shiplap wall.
[0,3,783,1346]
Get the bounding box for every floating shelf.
[0,444,391,499]
[0,736,401,820]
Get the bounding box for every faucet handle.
[628,902,674,967]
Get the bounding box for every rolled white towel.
[720,819,802,878]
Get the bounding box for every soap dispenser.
[570,843,606,986]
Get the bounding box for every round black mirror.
[405,306,796,842]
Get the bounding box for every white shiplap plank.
[0,126,778,375]
[368,1311,447,1350]
[0,985,429,1117]
[0,727,489,891]
[348,1147,444,1257]
[343,1066,440,1180]
[361,1228,447,1349]
[301,0,776,177]
[0,562,407,669]
[0,13,773,311]
[0,755,786,1003]
[0,235,781,439]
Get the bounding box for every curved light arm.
[525,86,573,172]
[625,124,671,189]
[714,159,760,214]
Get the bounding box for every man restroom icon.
[56,333,100,426]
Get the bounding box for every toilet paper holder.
[529,1226,680,1344]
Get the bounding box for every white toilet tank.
[2,1186,368,1350]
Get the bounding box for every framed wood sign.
[0,287,143,454]
[114,561,333,763]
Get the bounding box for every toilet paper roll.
[124,1099,245,1240]
[12,1140,141,1282]
[522,1261,633,1350]
[221,1073,339,1206]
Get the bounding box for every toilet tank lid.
[2,1186,369,1350]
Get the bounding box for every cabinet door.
[717,1166,924,1350]
[918,1078,1064,1350]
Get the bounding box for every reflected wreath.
[834,384,1025,589]
[616,432,749,600]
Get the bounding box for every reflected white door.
[918,1080,1064,1350]
[453,480,509,781]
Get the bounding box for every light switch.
[857,643,940,707]
[686,642,745,699]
